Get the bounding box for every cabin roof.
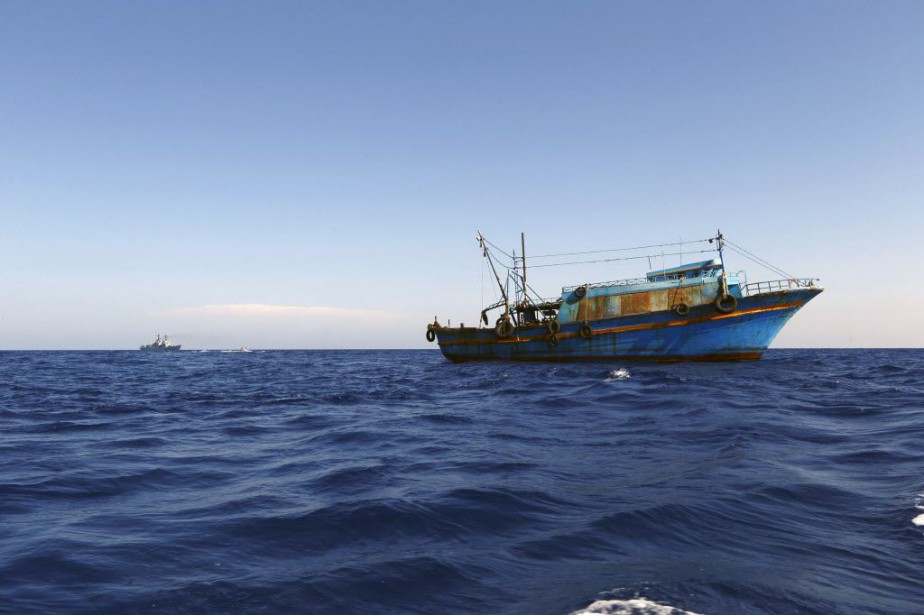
[646,259,721,279]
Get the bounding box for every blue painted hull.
[435,288,821,362]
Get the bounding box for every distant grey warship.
[140,334,181,351]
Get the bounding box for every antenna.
[521,232,527,292]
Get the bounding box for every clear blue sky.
[2,1,922,349]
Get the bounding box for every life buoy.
[495,319,515,339]
[547,320,561,335]
[426,328,436,343]
[714,294,738,314]
[548,334,559,347]
[574,286,587,299]
[579,323,593,340]
[673,303,690,317]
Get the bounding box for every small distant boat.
[140,334,181,351]
[220,346,251,353]
[426,231,822,362]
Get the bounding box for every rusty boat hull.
[433,287,821,362]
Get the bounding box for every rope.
[526,238,713,260]
[724,240,795,280]
[524,248,716,269]
[481,255,485,322]
[483,238,514,262]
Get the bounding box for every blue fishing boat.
[426,231,821,361]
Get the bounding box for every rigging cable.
[524,248,716,269]
[481,252,485,323]
[724,240,795,280]
[525,238,713,260]
[482,237,515,263]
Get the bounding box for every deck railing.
[742,278,820,296]
[561,275,820,297]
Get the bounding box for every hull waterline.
[435,288,821,362]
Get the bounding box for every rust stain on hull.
[575,286,705,321]
[438,301,805,347]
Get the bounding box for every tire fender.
[579,323,593,340]
[495,319,515,339]
[714,294,738,314]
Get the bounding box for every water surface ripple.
[1,349,922,614]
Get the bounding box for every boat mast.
[521,232,527,291]
[716,229,729,297]
[478,231,510,316]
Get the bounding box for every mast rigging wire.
[724,240,795,280]
[477,231,802,321]
[482,237,514,262]
[524,238,713,260]
[524,248,716,269]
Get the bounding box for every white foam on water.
[570,597,702,615]
[606,368,631,381]
[913,494,924,528]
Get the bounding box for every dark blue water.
[1,350,922,615]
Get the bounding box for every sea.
[1,349,922,615]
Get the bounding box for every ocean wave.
[571,597,702,615]
[0,467,185,501]
[1,348,922,614]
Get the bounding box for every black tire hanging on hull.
[714,295,738,314]
[495,320,515,339]
[579,323,593,340]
